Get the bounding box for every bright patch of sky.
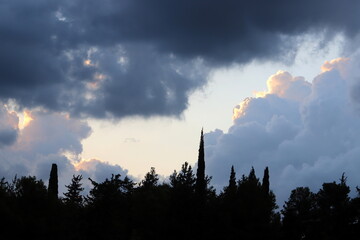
[81,35,344,178]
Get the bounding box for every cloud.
[64,0,360,63]
[0,105,19,147]
[17,111,91,155]
[75,159,129,182]
[0,108,130,194]
[1,1,360,118]
[205,56,360,205]
[254,71,311,102]
[123,138,140,143]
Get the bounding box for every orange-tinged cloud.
[232,97,251,120]
[18,110,33,129]
[259,71,311,100]
[233,70,312,121]
[254,70,288,98]
[74,159,95,171]
[83,59,95,67]
[74,159,114,172]
[254,70,310,100]
[321,57,349,73]
[86,73,107,90]
[84,59,91,65]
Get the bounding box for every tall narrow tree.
[195,128,206,196]
[229,166,236,190]
[262,166,270,194]
[224,165,236,197]
[48,163,58,199]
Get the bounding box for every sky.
[1,0,360,204]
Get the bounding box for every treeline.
[1,131,360,239]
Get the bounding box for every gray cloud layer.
[1,0,360,118]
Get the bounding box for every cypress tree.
[229,166,236,190]
[195,128,206,196]
[224,165,237,197]
[248,167,256,181]
[223,165,237,200]
[262,167,270,194]
[48,163,58,199]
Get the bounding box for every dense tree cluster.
[1,132,360,239]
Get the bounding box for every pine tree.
[141,167,159,189]
[63,175,84,207]
[86,174,134,239]
[282,187,317,240]
[262,166,270,194]
[48,163,58,199]
[195,128,206,196]
[170,162,196,191]
[316,175,352,239]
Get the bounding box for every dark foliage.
[282,187,317,240]
[63,175,84,208]
[195,128,206,198]
[48,163,58,199]
[1,132,360,239]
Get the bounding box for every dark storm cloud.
[0,129,17,147]
[0,105,18,147]
[1,0,360,118]
[67,0,360,63]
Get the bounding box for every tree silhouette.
[170,162,196,191]
[169,162,197,239]
[0,177,11,199]
[141,167,159,189]
[48,163,58,199]
[3,130,360,240]
[315,174,353,239]
[62,174,85,239]
[262,166,270,194]
[229,166,236,187]
[350,187,360,237]
[193,129,217,239]
[223,165,237,197]
[63,174,84,208]
[15,175,48,202]
[282,187,317,240]
[86,174,134,239]
[132,167,170,239]
[237,168,262,226]
[14,176,49,238]
[195,128,206,197]
[219,166,238,239]
[236,167,278,239]
[0,178,16,239]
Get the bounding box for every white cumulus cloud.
[206,56,360,205]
